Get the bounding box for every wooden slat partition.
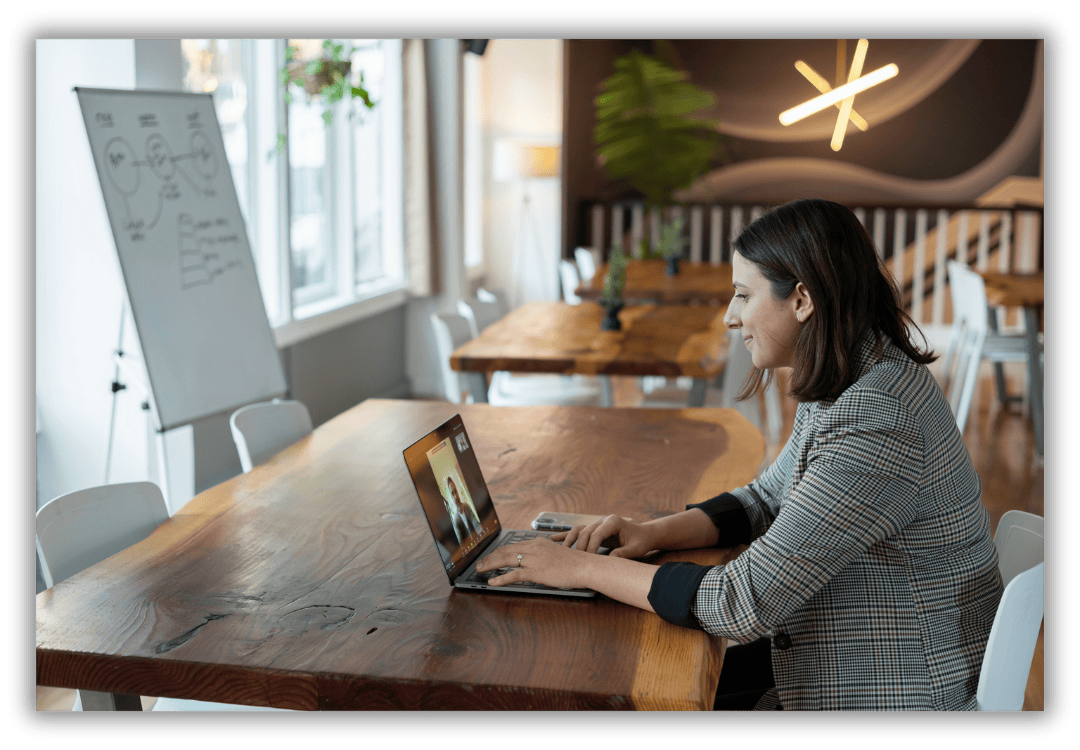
[578,201,1043,331]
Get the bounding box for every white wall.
[480,40,563,307]
[36,40,195,520]
[36,40,144,508]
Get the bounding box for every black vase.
[600,301,624,331]
[665,255,681,276]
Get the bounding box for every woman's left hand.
[474,538,595,590]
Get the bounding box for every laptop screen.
[403,415,501,581]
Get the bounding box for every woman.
[476,199,1004,711]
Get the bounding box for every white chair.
[36,482,283,711]
[476,286,509,315]
[574,247,598,282]
[229,399,314,474]
[976,510,1044,711]
[559,259,583,304]
[944,263,1036,433]
[430,311,603,406]
[457,297,503,338]
[639,330,783,442]
[455,299,605,406]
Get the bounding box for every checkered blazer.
[691,332,1003,710]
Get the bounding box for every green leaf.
[322,109,334,127]
[305,59,323,75]
[285,45,298,62]
[593,49,724,207]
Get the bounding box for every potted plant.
[269,40,376,158]
[656,215,688,276]
[593,44,724,271]
[600,243,629,331]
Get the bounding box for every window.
[181,38,405,344]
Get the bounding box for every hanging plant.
[269,39,376,158]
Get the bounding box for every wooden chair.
[976,510,1044,710]
[36,482,284,711]
[229,399,313,474]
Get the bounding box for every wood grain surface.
[449,301,729,379]
[37,400,764,710]
[576,260,734,306]
[978,271,1044,308]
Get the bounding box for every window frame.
[183,38,408,349]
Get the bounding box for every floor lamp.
[495,141,560,307]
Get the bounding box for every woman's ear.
[793,282,814,323]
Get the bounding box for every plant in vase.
[600,243,629,331]
[269,39,376,159]
[656,215,688,276]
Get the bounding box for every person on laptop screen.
[475,199,1004,711]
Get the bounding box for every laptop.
[402,414,598,598]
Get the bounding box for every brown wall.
[561,39,1042,255]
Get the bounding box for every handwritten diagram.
[104,129,220,232]
[178,213,243,290]
[97,115,240,291]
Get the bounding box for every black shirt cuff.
[687,492,752,548]
[649,561,712,629]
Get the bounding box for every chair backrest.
[976,510,1044,710]
[574,247,597,282]
[559,259,582,304]
[229,399,313,474]
[476,286,509,316]
[430,312,476,404]
[944,263,989,432]
[994,509,1044,587]
[457,297,503,339]
[36,481,170,589]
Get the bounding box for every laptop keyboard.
[463,530,548,585]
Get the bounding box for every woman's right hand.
[553,515,657,558]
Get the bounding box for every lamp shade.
[493,141,560,181]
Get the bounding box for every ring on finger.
[517,553,523,567]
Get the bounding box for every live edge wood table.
[450,301,730,408]
[576,259,735,306]
[37,399,764,711]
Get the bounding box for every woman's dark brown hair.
[734,198,936,403]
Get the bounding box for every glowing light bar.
[779,63,898,126]
[793,61,868,130]
[831,39,869,151]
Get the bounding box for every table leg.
[688,379,707,407]
[1023,308,1043,456]
[80,689,143,711]
[599,376,613,407]
[463,372,488,404]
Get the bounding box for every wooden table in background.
[450,301,730,407]
[978,270,1044,456]
[576,259,734,306]
[37,399,765,710]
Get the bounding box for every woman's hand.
[553,514,657,559]
[474,538,595,589]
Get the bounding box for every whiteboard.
[75,87,287,431]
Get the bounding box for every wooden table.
[978,270,1044,456]
[576,259,734,306]
[450,301,730,407]
[37,399,764,710]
